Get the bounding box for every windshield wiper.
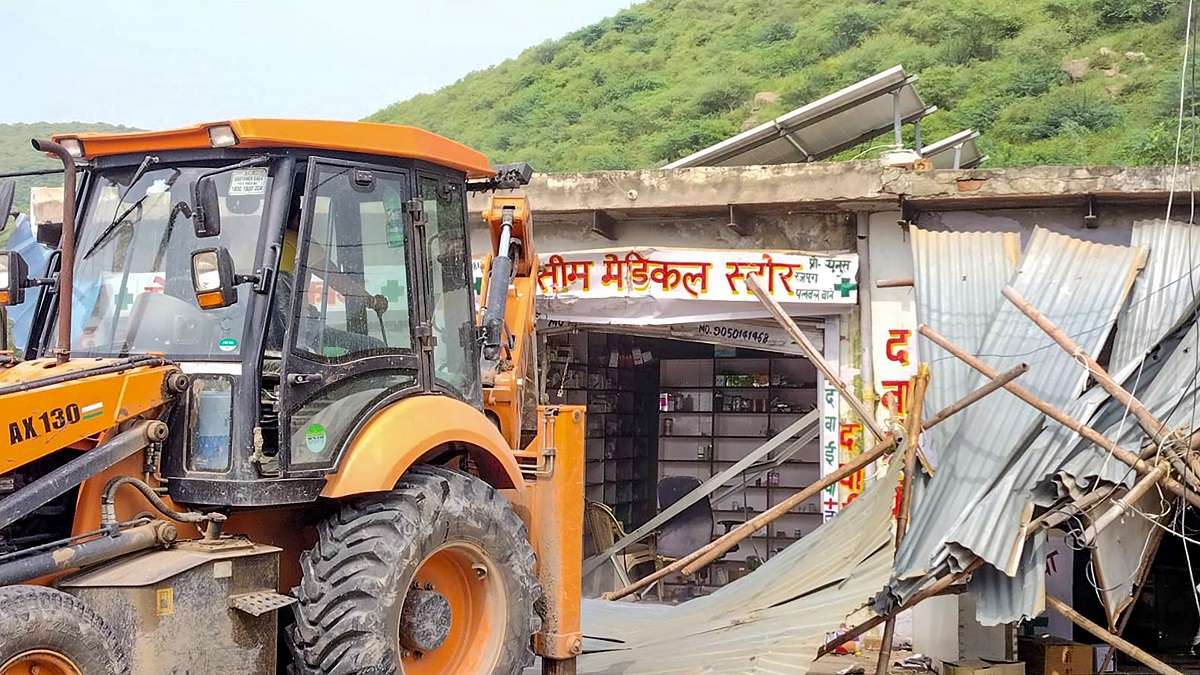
[84,165,182,260]
[83,155,160,259]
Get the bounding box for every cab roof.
[51,119,495,178]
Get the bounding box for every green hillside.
[0,122,134,216]
[370,0,1192,171]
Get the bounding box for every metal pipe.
[0,520,176,586]
[30,139,76,364]
[615,356,1029,598]
[0,420,166,529]
[919,324,1200,510]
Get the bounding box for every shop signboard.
[475,247,859,325]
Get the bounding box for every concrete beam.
[468,162,1200,216]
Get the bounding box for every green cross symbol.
[834,277,858,297]
[380,278,406,303]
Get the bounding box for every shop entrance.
[546,329,826,600]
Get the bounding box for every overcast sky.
[2,0,632,129]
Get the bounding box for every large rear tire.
[289,465,541,675]
[0,585,127,675]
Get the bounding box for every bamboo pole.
[604,434,896,601]
[818,558,984,658]
[680,434,896,575]
[608,356,1032,600]
[920,363,1027,431]
[1046,595,1183,675]
[1079,463,1168,547]
[920,325,1200,510]
[875,365,930,675]
[1002,287,1171,445]
[746,274,887,443]
[897,365,930,542]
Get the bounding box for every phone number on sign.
[695,324,771,344]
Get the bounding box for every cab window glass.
[419,176,479,400]
[293,168,412,361]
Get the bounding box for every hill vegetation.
[370,0,1194,171]
[0,122,134,212]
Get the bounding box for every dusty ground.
[808,649,921,675]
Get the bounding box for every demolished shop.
[469,160,1200,673]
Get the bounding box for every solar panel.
[664,65,936,168]
[920,129,987,169]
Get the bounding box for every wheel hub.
[0,650,82,675]
[399,586,453,653]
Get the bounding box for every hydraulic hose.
[100,476,225,537]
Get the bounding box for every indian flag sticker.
[217,337,238,353]
[81,402,104,421]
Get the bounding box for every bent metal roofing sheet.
[566,460,901,675]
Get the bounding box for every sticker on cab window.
[305,423,327,453]
[217,337,238,352]
[228,168,268,196]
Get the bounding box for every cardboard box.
[1018,636,1093,675]
[943,658,1025,675]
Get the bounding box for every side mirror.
[0,251,30,306]
[0,181,14,233]
[191,247,238,309]
[191,177,222,238]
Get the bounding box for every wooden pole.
[1079,463,1168,547]
[609,357,1036,600]
[1002,287,1169,446]
[920,363,1027,431]
[919,325,1200,509]
[680,434,896,575]
[1046,595,1183,675]
[875,365,930,675]
[605,434,897,600]
[746,274,887,443]
[818,558,984,658]
[897,365,930,541]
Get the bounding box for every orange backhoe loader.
[0,119,582,675]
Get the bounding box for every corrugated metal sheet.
[892,228,1144,605]
[1110,219,1200,376]
[910,227,1021,467]
[566,461,902,674]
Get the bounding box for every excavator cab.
[0,121,582,674]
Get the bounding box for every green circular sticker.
[217,337,238,352]
[305,423,327,454]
